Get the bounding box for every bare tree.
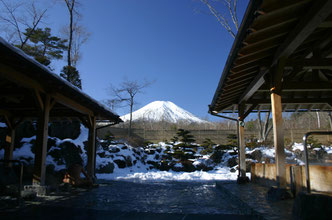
[0,0,47,48]
[200,0,239,38]
[63,0,75,67]
[62,0,89,67]
[108,79,153,138]
[257,111,273,142]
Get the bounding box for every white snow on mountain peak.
[120,101,208,123]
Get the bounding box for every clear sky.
[10,0,250,120]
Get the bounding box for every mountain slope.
[120,101,208,123]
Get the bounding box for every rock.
[230,168,236,173]
[227,157,238,167]
[124,156,133,167]
[114,159,126,168]
[250,150,262,162]
[49,141,82,167]
[146,149,155,155]
[121,145,128,150]
[154,154,160,160]
[109,146,120,153]
[133,148,141,156]
[21,190,37,200]
[147,160,159,169]
[96,162,114,173]
[210,151,224,164]
[181,160,196,172]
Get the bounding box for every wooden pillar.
[238,121,246,177]
[87,116,96,178]
[270,57,286,188]
[271,92,286,188]
[3,116,22,167]
[33,95,51,185]
[4,127,15,167]
[238,103,246,178]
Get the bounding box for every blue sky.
[8,0,250,120]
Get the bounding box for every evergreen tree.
[60,65,82,89]
[176,129,195,145]
[21,27,67,66]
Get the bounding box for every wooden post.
[4,117,22,167]
[271,58,286,189]
[271,89,286,188]
[4,128,15,167]
[238,103,246,178]
[33,95,51,185]
[239,121,246,178]
[87,116,96,178]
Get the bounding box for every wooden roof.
[209,0,332,114]
[0,38,122,123]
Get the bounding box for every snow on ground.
[97,167,239,182]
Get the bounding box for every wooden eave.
[210,0,332,114]
[0,38,122,123]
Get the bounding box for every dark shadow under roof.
[210,0,332,114]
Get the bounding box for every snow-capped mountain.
[120,101,208,123]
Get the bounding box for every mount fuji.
[120,101,208,124]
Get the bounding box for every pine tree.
[21,27,67,66]
[176,129,195,145]
[60,65,82,89]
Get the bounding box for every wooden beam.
[247,98,332,105]
[239,68,267,103]
[235,48,274,67]
[0,64,44,92]
[286,58,332,69]
[273,0,332,62]
[239,35,285,57]
[239,104,258,121]
[34,89,44,111]
[33,95,51,185]
[239,0,332,104]
[52,93,94,116]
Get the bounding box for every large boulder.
[181,160,196,172]
[210,151,224,164]
[114,159,126,168]
[250,150,263,162]
[96,162,115,173]
[124,156,133,167]
[48,141,82,168]
[227,157,238,167]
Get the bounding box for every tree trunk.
[67,1,75,67]
[258,111,272,142]
[128,97,133,138]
